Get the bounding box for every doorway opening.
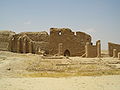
[64,49,70,56]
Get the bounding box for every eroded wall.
[9,32,49,54]
[49,28,91,56]
[0,31,15,51]
[85,40,101,58]
[19,32,49,42]
[108,42,120,57]
[1,28,94,57]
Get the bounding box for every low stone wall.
[108,42,120,57]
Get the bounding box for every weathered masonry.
[0,31,15,51]
[9,31,49,54]
[108,42,120,58]
[0,28,101,57]
[85,40,101,58]
[49,28,91,56]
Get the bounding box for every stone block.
[113,49,117,58]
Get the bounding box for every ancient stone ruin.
[85,40,101,58]
[0,28,103,58]
[0,31,15,51]
[8,31,49,54]
[49,28,91,56]
[108,42,120,58]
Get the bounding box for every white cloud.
[24,21,31,25]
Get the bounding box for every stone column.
[58,43,63,56]
[28,41,32,53]
[118,52,120,60]
[23,39,26,53]
[97,41,101,58]
[85,42,90,58]
[17,38,20,53]
[11,38,14,52]
[8,38,12,51]
[113,49,117,58]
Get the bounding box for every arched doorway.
[64,49,70,56]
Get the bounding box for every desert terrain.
[0,51,120,90]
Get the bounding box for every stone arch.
[64,49,70,56]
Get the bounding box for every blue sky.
[0,0,120,49]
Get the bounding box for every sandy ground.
[0,75,120,90]
[0,51,120,90]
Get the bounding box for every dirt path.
[0,75,120,90]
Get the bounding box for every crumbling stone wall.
[108,42,120,57]
[0,31,15,51]
[19,32,49,42]
[85,40,101,58]
[49,28,91,56]
[1,28,97,57]
[9,31,49,54]
[9,34,32,53]
[33,42,49,54]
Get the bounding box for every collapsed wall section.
[0,31,15,51]
[33,41,49,54]
[9,31,49,54]
[19,31,49,42]
[0,28,94,57]
[85,40,101,58]
[108,42,120,57]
